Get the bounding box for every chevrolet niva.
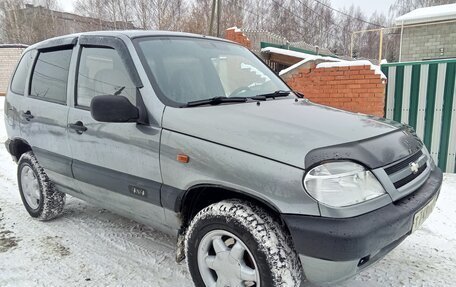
[4,31,442,287]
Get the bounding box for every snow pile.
[395,3,456,25]
[317,60,387,79]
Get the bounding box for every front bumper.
[282,167,443,284]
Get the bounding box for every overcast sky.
[57,0,397,17]
[331,0,396,16]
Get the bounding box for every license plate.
[412,195,438,233]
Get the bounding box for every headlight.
[422,145,435,170]
[303,162,386,207]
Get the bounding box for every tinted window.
[10,50,35,95]
[77,47,136,108]
[30,49,72,103]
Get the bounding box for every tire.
[185,199,303,287]
[17,151,66,221]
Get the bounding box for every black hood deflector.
[305,128,423,170]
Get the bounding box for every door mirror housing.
[90,95,139,123]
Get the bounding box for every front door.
[67,37,164,227]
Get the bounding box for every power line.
[232,2,268,28]
[295,0,344,31]
[269,0,340,40]
[311,0,385,28]
[231,0,341,47]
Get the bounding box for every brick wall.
[401,22,456,61]
[224,27,252,49]
[0,47,26,96]
[281,61,386,117]
[225,27,386,117]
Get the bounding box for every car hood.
[162,99,413,169]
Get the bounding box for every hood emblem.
[410,162,420,174]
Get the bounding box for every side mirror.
[90,95,139,123]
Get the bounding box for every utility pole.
[209,0,222,37]
[378,28,383,64]
[216,0,222,37]
[209,0,216,36]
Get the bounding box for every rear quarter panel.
[4,91,23,140]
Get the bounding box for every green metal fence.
[381,59,456,173]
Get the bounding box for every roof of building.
[261,47,322,59]
[0,44,28,48]
[261,47,386,79]
[395,3,456,25]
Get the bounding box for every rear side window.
[76,47,136,108]
[10,50,35,95]
[30,49,72,104]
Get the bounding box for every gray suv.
[4,31,442,287]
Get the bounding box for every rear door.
[67,36,165,226]
[20,43,77,193]
[4,49,36,141]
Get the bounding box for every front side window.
[10,50,35,95]
[135,37,290,106]
[30,49,72,104]
[76,47,136,108]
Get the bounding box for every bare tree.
[133,0,153,29]
[2,0,448,60]
[0,0,61,44]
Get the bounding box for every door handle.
[68,121,87,134]
[22,110,34,121]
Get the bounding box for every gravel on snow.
[0,97,455,287]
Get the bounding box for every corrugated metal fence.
[381,59,456,173]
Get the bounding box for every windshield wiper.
[250,90,291,101]
[185,96,247,107]
[113,86,125,96]
[293,91,305,98]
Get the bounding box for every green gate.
[381,59,456,173]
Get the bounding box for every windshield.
[134,37,290,106]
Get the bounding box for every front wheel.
[185,200,303,287]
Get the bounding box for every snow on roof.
[226,26,242,32]
[261,47,341,76]
[279,56,341,76]
[395,3,456,25]
[261,46,320,59]
[262,46,342,76]
[316,60,386,79]
[264,46,385,80]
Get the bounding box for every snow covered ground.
[0,95,455,286]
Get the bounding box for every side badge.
[129,185,147,197]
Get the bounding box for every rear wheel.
[17,151,66,221]
[185,200,303,287]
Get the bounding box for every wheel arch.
[179,184,285,228]
[7,138,32,161]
